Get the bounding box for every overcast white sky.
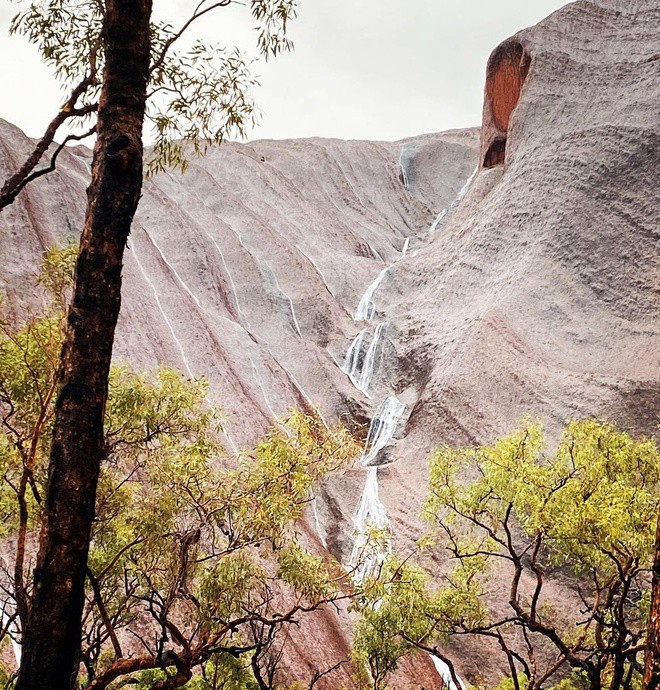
[0,0,568,143]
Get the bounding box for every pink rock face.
[1,0,659,686]
[0,121,478,687]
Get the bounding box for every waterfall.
[294,243,336,299]
[429,165,478,233]
[269,267,303,337]
[248,353,279,420]
[368,242,385,262]
[399,162,409,189]
[132,241,239,455]
[342,323,387,397]
[335,149,472,689]
[398,147,410,190]
[350,467,390,583]
[146,231,207,314]
[428,208,448,232]
[431,656,465,690]
[311,494,328,549]
[455,165,478,204]
[342,328,369,385]
[349,396,406,582]
[133,244,197,381]
[203,229,247,321]
[361,395,406,466]
[400,237,410,259]
[357,322,386,395]
[354,267,390,321]
[355,233,410,323]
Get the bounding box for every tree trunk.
[643,513,660,690]
[15,2,153,688]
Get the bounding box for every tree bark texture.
[15,1,153,688]
[644,514,660,690]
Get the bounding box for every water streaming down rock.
[368,242,385,262]
[431,656,465,690]
[339,166,471,683]
[342,328,369,387]
[132,243,197,381]
[294,243,336,299]
[342,216,413,577]
[361,395,406,466]
[341,322,388,397]
[145,231,207,314]
[132,241,240,454]
[350,467,390,583]
[269,267,303,337]
[398,158,410,190]
[429,165,478,233]
[400,237,410,259]
[357,322,387,396]
[355,235,411,322]
[455,165,478,203]
[343,153,473,589]
[3,2,652,682]
[354,267,390,321]
[348,396,406,582]
[398,142,414,191]
[248,353,279,420]
[428,208,448,232]
[311,494,328,549]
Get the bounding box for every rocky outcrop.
[378,1,660,680]
[481,39,530,168]
[1,0,658,686]
[0,119,478,687]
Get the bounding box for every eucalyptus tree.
[354,420,660,690]
[0,2,297,688]
[1,0,293,208]
[1,247,359,689]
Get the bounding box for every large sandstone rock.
[0,0,658,685]
[0,118,479,687]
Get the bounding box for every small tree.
[0,248,360,688]
[355,420,660,690]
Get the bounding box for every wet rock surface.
[1,0,659,685]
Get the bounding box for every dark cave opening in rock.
[484,138,507,168]
[482,40,530,168]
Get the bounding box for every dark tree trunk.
[15,2,153,688]
[644,514,660,690]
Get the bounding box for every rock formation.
[0,0,658,686]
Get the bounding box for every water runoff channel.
[336,160,477,689]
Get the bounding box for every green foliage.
[426,419,659,579]
[491,675,529,690]
[277,542,332,602]
[36,238,78,305]
[354,419,659,690]
[184,654,260,690]
[146,39,258,176]
[352,559,432,690]
[352,554,486,690]
[10,0,102,89]
[10,0,298,174]
[0,246,359,687]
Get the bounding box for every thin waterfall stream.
[331,155,476,690]
[428,166,477,233]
